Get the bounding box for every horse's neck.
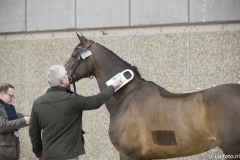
[93,49,130,90]
[95,65,135,91]
[92,49,143,116]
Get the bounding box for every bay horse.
[64,34,240,160]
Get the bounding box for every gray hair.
[46,65,67,87]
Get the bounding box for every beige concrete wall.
[0,30,239,159]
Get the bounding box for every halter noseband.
[68,39,94,92]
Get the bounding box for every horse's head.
[64,33,95,83]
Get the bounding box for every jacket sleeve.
[0,108,26,132]
[17,112,24,118]
[77,85,115,110]
[17,113,30,128]
[29,106,42,157]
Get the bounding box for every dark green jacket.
[29,85,115,160]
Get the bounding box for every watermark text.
[214,154,240,159]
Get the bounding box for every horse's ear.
[76,32,83,42]
[81,33,87,40]
[76,32,88,44]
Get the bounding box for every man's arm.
[76,79,122,110]
[0,107,26,132]
[77,85,115,110]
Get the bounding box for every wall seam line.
[129,35,131,64]
[25,0,27,31]
[75,0,77,29]
[188,0,190,23]
[129,0,131,26]
[188,30,190,92]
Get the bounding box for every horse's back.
[203,83,240,112]
[204,83,240,98]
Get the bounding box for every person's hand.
[37,157,43,160]
[24,116,30,124]
[112,78,122,89]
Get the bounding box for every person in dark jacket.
[0,83,30,160]
[29,65,122,160]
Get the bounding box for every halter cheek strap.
[68,40,94,92]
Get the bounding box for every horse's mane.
[97,43,145,80]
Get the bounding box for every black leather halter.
[68,39,94,92]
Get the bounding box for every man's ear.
[0,91,4,98]
[61,77,65,83]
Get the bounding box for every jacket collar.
[47,86,73,94]
[0,99,7,108]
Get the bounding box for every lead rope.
[73,83,76,92]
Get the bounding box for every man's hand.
[112,79,122,89]
[37,157,43,160]
[24,116,30,124]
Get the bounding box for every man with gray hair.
[29,65,122,160]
